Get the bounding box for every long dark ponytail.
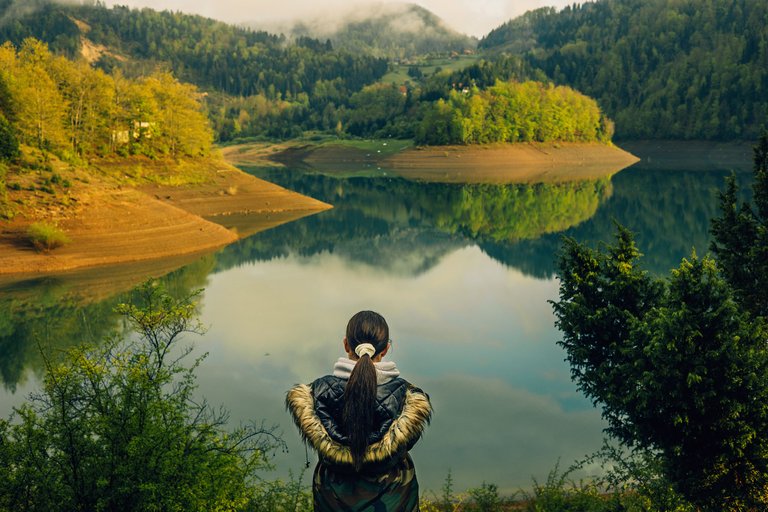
[343,310,389,471]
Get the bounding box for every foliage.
[552,224,768,510]
[0,3,616,144]
[521,461,652,512]
[415,80,613,145]
[26,221,70,252]
[416,54,544,105]
[0,114,19,161]
[0,163,12,219]
[574,443,694,512]
[0,38,212,159]
[419,466,656,512]
[346,83,408,137]
[710,131,768,317]
[0,280,283,511]
[480,0,768,140]
[247,469,313,511]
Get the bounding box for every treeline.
[0,1,616,145]
[415,80,614,145]
[210,78,613,145]
[0,38,212,159]
[480,0,768,140]
[0,2,388,103]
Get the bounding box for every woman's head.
[345,310,389,358]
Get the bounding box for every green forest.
[3,0,766,142]
[0,1,611,145]
[415,80,614,144]
[281,3,477,59]
[1,0,766,142]
[481,0,768,139]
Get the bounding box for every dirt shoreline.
[385,142,639,183]
[223,140,640,183]
[1,140,636,281]
[0,158,330,280]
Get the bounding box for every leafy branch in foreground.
[0,280,283,512]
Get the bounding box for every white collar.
[332,357,401,385]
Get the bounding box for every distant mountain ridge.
[249,2,477,59]
[479,0,768,140]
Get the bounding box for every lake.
[0,142,754,495]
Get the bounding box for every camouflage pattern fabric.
[313,454,419,511]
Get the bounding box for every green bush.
[552,135,768,511]
[26,222,70,251]
[0,281,284,512]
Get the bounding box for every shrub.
[552,135,768,511]
[0,281,283,512]
[27,222,70,252]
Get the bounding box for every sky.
[103,0,574,38]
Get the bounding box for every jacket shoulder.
[285,378,432,467]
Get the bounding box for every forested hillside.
[0,1,387,100]
[265,3,477,59]
[0,1,615,145]
[480,0,768,140]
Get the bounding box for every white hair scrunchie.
[354,343,376,359]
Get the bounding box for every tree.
[142,72,213,157]
[7,39,68,151]
[710,132,768,317]
[0,281,281,512]
[552,226,768,511]
[0,114,19,161]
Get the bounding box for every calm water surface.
[0,146,753,494]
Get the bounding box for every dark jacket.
[286,375,432,511]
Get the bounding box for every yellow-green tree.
[2,40,68,151]
[141,72,212,157]
[48,58,115,156]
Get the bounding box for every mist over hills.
[247,2,477,59]
[1,0,766,142]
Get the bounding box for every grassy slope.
[0,146,330,276]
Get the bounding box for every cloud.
[104,0,576,38]
[0,0,68,27]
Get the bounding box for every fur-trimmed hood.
[286,378,432,467]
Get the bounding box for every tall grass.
[27,222,70,252]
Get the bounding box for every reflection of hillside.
[482,168,754,278]
[0,257,215,391]
[221,170,612,273]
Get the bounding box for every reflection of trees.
[0,286,119,392]
[0,165,739,389]
[217,170,612,274]
[238,167,752,280]
[482,168,754,278]
[436,180,611,242]
[0,256,216,391]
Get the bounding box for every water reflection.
[194,246,605,494]
[0,255,217,392]
[0,159,753,493]
[218,172,613,276]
